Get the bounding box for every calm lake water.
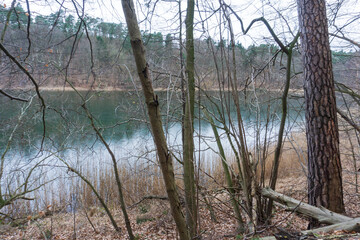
[0,90,307,163]
[0,90,305,163]
[0,90,306,210]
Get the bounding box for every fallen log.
[302,217,360,235]
[261,187,352,224]
[260,232,360,240]
[260,187,360,239]
[260,220,360,239]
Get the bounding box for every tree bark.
[297,0,345,218]
[121,1,190,239]
[183,0,197,237]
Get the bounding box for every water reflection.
[0,90,305,162]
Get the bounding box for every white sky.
[1,0,359,50]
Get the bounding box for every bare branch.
[0,42,46,148]
[0,90,28,102]
[223,3,289,54]
[329,33,360,48]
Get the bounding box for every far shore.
[1,86,305,95]
[2,86,139,92]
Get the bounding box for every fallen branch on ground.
[261,187,352,224]
[129,195,168,209]
[260,187,360,238]
[302,217,360,235]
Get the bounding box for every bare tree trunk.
[266,33,299,221]
[183,0,197,237]
[203,109,245,231]
[224,10,253,229]
[121,1,190,239]
[297,0,345,223]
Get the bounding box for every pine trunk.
[297,0,345,217]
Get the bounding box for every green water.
[0,90,305,160]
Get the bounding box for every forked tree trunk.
[266,33,299,221]
[121,1,190,239]
[297,0,345,219]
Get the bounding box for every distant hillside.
[1,4,358,91]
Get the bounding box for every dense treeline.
[0,4,358,90]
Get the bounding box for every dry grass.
[1,128,360,239]
[262,132,308,180]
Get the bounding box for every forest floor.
[1,171,359,240]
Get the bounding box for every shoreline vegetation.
[1,131,359,239]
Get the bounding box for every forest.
[0,3,358,90]
[0,0,359,239]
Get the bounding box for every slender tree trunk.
[297,0,345,223]
[121,1,190,239]
[224,11,253,230]
[266,33,299,221]
[179,0,185,144]
[184,0,197,237]
[203,109,245,231]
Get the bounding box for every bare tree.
[121,0,190,239]
[183,0,197,237]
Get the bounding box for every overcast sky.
[1,0,359,50]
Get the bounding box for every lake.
[0,90,305,210]
[0,90,305,164]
